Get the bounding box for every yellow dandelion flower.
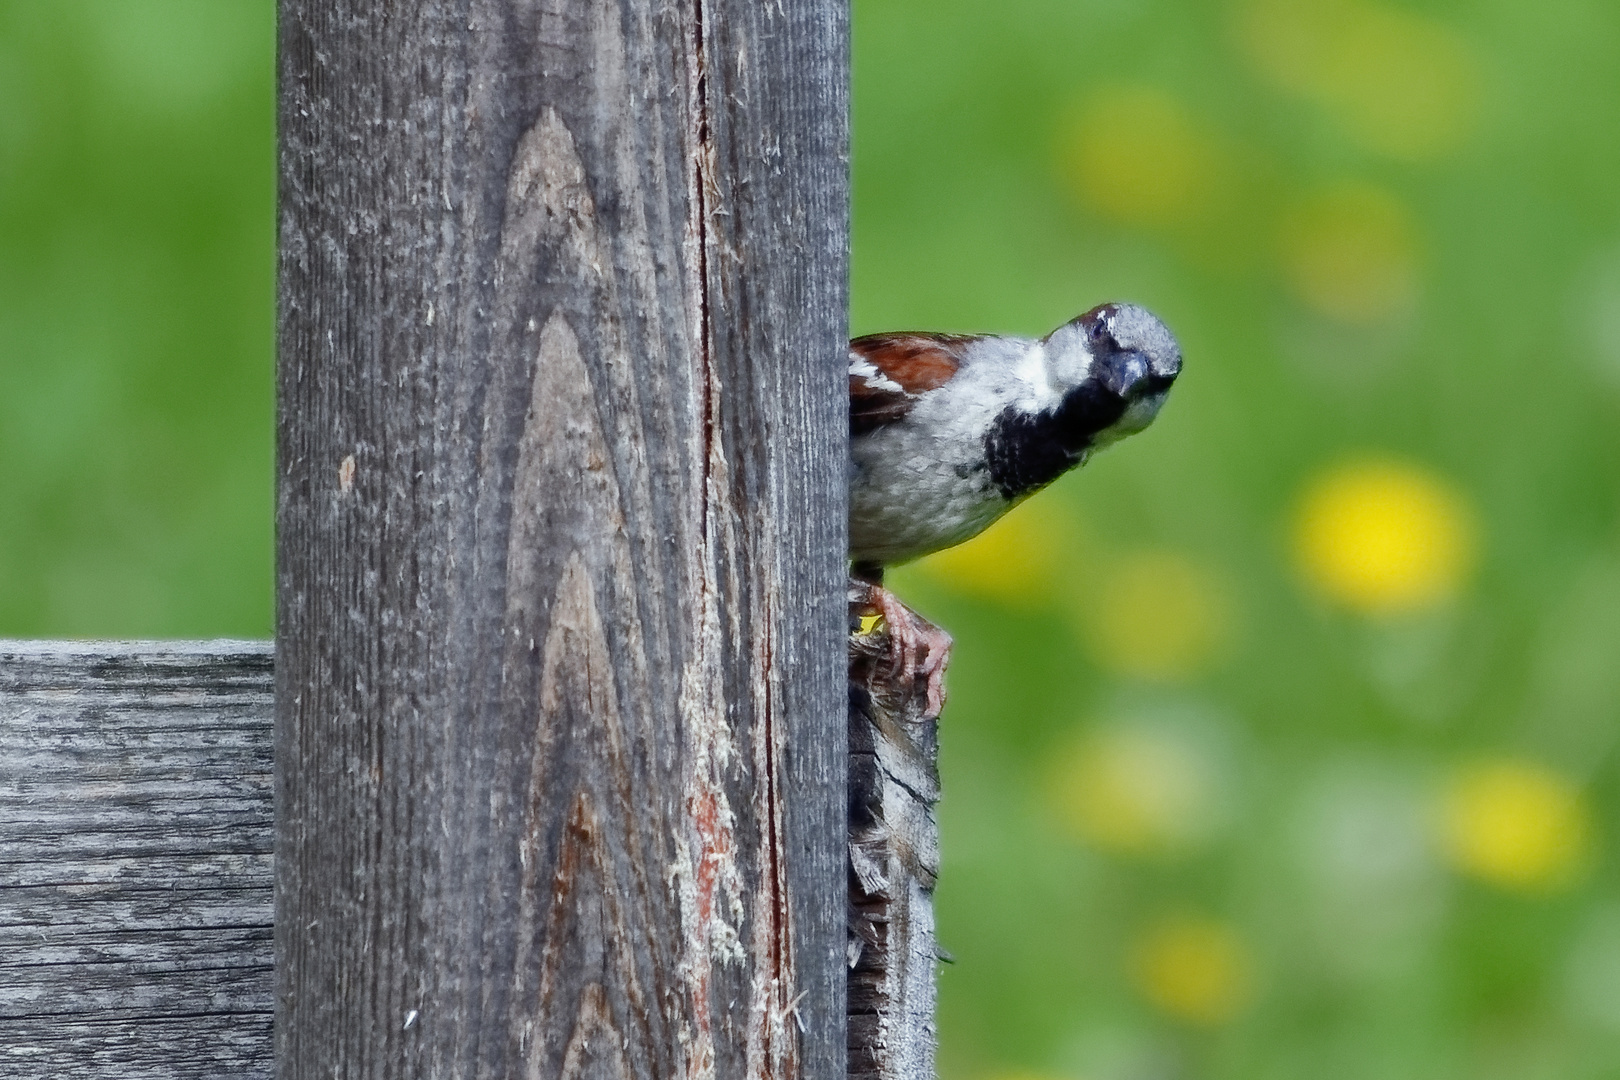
[1294,459,1476,614]
[1234,0,1480,161]
[1076,550,1231,681]
[1060,85,1222,229]
[1049,723,1220,856]
[1130,915,1253,1025]
[1232,0,1348,96]
[1440,759,1593,893]
[915,496,1082,608]
[1279,182,1419,326]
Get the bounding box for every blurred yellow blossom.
[1280,182,1419,326]
[1061,85,1224,228]
[1294,459,1476,613]
[1440,759,1593,892]
[1130,915,1253,1025]
[1234,0,1480,160]
[916,496,1082,607]
[1048,722,1222,856]
[1077,550,1231,681]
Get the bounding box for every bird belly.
[848,431,1011,565]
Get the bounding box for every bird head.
[1041,302,1181,452]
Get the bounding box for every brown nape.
[851,561,885,585]
[849,333,971,394]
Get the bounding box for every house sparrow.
[849,302,1182,716]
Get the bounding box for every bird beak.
[1095,349,1152,400]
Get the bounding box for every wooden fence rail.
[0,642,274,1077]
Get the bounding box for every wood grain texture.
[277,2,848,1077]
[845,598,941,1080]
[0,641,274,1079]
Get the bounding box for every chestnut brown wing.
[849,333,977,437]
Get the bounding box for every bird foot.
[851,580,952,718]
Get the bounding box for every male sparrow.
[849,302,1182,716]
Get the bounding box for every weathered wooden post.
[277,1,848,1075]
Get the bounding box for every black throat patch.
[982,382,1128,499]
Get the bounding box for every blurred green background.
[0,1,273,636]
[5,0,1620,1077]
[858,0,1620,1078]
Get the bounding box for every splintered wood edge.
[848,610,942,1080]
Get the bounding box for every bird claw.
[858,583,951,719]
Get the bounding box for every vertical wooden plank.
[846,614,942,1080]
[276,1,847,1077]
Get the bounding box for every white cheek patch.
[1011,342,1066,410]
[850,356,904,394]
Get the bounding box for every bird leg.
[850,573,952,719]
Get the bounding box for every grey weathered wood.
[278,2,848,1078]
[846,596,941,1080]
[0,641,274,1079]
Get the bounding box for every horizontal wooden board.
[0,642,274,1079]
